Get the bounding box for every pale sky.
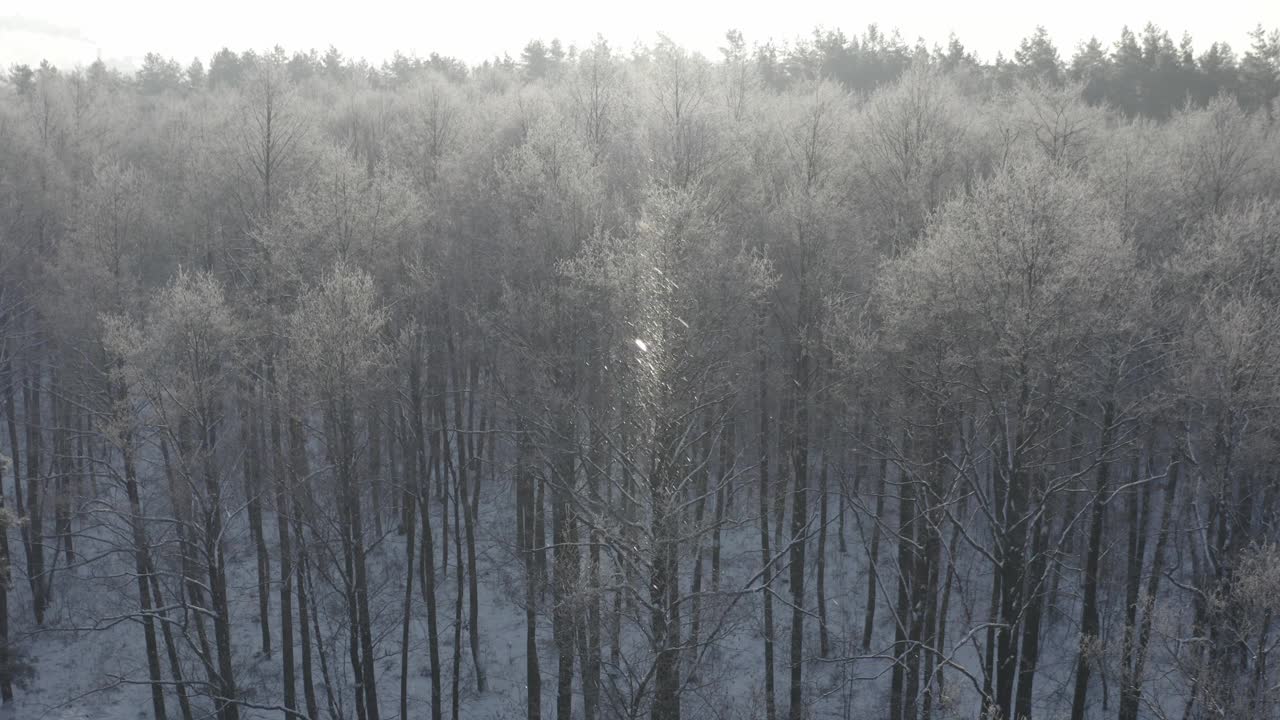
[2,0,1277,72]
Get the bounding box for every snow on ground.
[0,467,1168,720]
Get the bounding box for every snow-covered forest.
[3,23,1280,720]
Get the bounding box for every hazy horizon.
[3,0,1278,72]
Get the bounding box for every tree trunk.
[891,426,915,720]
[931,521,962,719]
[369,401,384,538]
[993,402,1032,720]
[786,343,810,720]
[919,417,947,720]
[0,429,11,704]
[51,385,72,567]
[816,442,830,659]
[269,366,296,716]
[863,452,889,652]
[687,411,712,681]
[300,526,340,720]
[1126,440,1157,712]
[534,470,548,593]
[146,553,194,720]
[757,321,777,720]
[411,361,443,720]
[1049,409,1085,614]
[2,361,28,640]
[1070,400,1115,720]
[712,404,733,595]
[776,391,791,550]
[201,409,241,720]
[451,461,464,720]
[352,405,380,720]
[23,370,46,624]
[650,439,681,720]
[580,393,603,720]
[519,430,543,720]
[1015,500,1051,720]
[551,434,578,720]
[124,427,167,720]
[289,412,320,720]
[0,355,16,704]
[1119,456,1180,720]
[435,364,450,585]
[982,560,1000,715]
[240,385,272,658]
[162,434,217,698]
[448,345,486,694]
[399,404,418,720]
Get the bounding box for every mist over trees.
[2,20,1280,720]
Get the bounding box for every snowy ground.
[0,466,1188,720]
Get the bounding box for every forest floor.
[0,472,1162,720]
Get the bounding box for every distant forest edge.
[6,23,1280,119]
